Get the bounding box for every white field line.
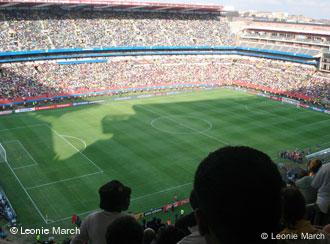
[46,125,103,173]
[131,182,192,202]
[4,155,47,223]
[150,116,213,135]
[47,182,192,224]
[14,140,38,169]
[0,143,7,164]
[26,171,103,190]
[139,105,229,145]
[0,92,247,224]
[13,164,38,170]
[240,101,330,136]
[3,140,38,170]
[1,139,24,144]
[0,123,47,133]
[0,126,102,223]
[60,134,87,150]
[16,140,39,165]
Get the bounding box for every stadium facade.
[0,1,329,109]
[0,2,329,242]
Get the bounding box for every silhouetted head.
[194,146,283,244]
[143,228,156,244]
[106,215,143,244]
[155,225,185,244]
[175,212,196,236]
[99,180,131,212]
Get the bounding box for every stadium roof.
[246,26,330,37]
[0,0,223,13]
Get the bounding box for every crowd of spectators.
[0,9,233,52]
[66,146,330,244]
[0,190,16,227]
[280,149,305,163]
[0,56,329,105]
[280,187,328,244]
[0,9,329,108]
[279,159,322,203]
[279,158,330,227]
[2,8,330,244]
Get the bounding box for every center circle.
[151,115,212,134]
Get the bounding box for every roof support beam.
[32,3,54,8]
[182,8,198,11]
[0,2,19,7]
[127,6,146,9]
[65,4,88,8]
[153,7,173,11]
[94,4,121,9]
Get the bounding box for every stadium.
[0,0,329,243]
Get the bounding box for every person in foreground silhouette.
[194,146,283,244]
[106,215,143,244]
[71,180,131,244]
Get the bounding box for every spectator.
[146,217,165,233]
[0,10,233,52]
[143,228,156,244]
[154,225,185,244]
[0,240,11,244]
[175,213,194,236]
[105,215,143,244]
[296,159,322,204]
[0,228,7,239]
[279,187,330,243]
[1,56,329,106]
[71,180,131,244]
[194,146,284,244]
[286,167,307,185]
[311,163,330,225]
[323,224,330,235]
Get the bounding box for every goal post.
[0,143,7,163]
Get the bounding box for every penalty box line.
[1,139,47,223]
[46,125,104,173]
[26,171,103,190]
[1,124,103,224]
[0,124,101,173]
[2,139,100,224]
[4,154,48,224]
[3,140,39,170]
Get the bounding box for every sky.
[133,0,330,20]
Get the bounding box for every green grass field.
[0,88,329,233]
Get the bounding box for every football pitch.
[0,88,329,229]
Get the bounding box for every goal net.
[0,143,7,163]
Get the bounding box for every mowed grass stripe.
[185,95,329,150]
[54,102,204,209]
[0,88,329,227]
[102,102,217,183]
